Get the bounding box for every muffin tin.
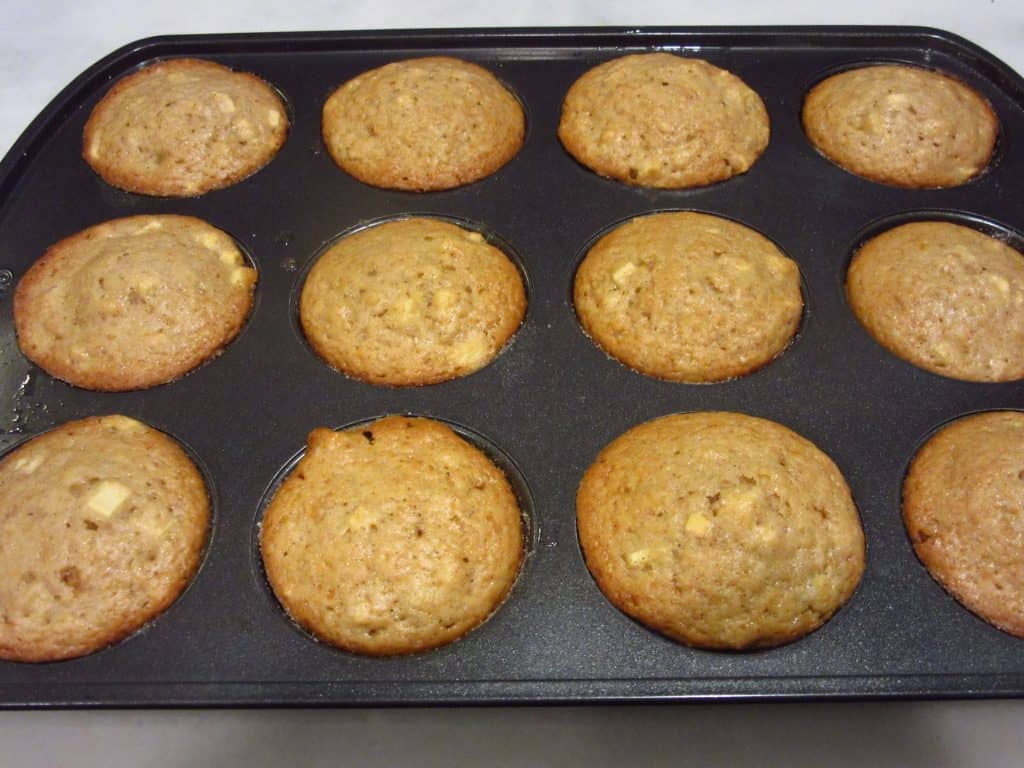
[2,26,1024,707]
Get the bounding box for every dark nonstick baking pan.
[1,26,1023,707]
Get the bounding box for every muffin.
[14,214,257,391]
[322,57,524,191]
[300,217,525,386]
[574,211,802,382]
[904,411,1024,637]
[847,220,1024,382]
[577,411,865,650]
[83,57,288,196]
[802,64,998,187]
[0,415,209,662]
[557,53,769,188]
[260,416,524,655]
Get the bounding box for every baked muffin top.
[260,416,524,655]
[300,217,525,386]
[558,53,769,188]
[802,64,997,187]
[847,220,1024,382]
[574,211,802,382]
[322,57,524,191]
[577,411,865,650]
[15,215,257,391]
[904,411,1024,637]
[83,57,288,196]
[0,415,209,662]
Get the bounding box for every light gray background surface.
[2,1,1024,765]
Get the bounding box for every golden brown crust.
[322,57,525,191]
[299,218,526,386]
[0,415,209,662]
[847,221,1024,382]
[83,57,288,197]
[802,64,998,188]
[573,212,802,382]
[14,214,257,391]
[557,54,769,188]
[260,416,524,656]
[577,412,865,650]
[904,411,1024,638]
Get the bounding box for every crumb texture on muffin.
[577,411,865,650]
[83,57,288,196]
[14,214,257,391]
[847,221,1024,382]
[558,53,769,188]
[260,416,524,655]
[300,217,525,386]
[802,64,997,187]
[0,415,209,662]
[904,411,1024,637]
[574,211,802,382]
[322,57,524,191]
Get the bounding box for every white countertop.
[3,1,1024,766]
